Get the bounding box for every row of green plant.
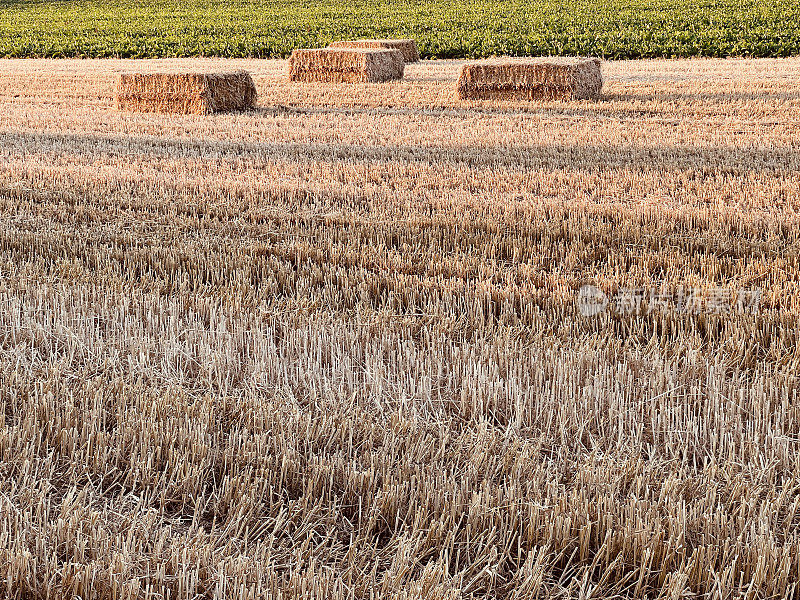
[1,0,799,59]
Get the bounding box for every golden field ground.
[1,57,799,599]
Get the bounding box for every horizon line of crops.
[1,0,800,59]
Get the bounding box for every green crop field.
[1,0,800,59]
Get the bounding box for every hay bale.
[328,39,420,63]
[457,57,603,101]
[289,48,405,83]
[115,71,257,115]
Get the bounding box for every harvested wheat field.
[1,57,800,599]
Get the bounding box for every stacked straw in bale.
[329,39,420,63]
[457,57,603,101]
[115,71,257,115]
[289,48,405,83]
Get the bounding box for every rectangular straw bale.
[289,48,405,83]
[328,39,420,63]
[115,71,257,115]
[457,57,603,101]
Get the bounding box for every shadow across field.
[5,129,798,176]
[608,89,800,104]
[263,87,800,122]
[263,104,672,122]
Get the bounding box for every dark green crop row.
[2,0,799,59]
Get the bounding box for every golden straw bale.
[289,48,405,83]
[328,39,420,63]
[457,57,603,101]
[115,71,257,115]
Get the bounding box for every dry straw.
[457,57,603,101]
[115,71,257,115]
[329,39,420,63]
[289,48,405,83]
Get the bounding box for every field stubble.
[0,58,800,598]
